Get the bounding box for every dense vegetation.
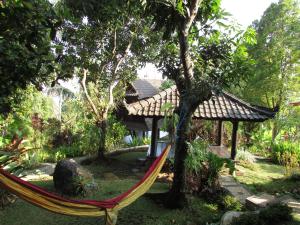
[0,0,299,223]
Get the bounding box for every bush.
[221,195,243,211]
[105,115,128,151]
[271,141,300,175]
[126,136,150,147]
[231,203,293,225]
[259,203,293,224]
[236,150,256,164]
[185,140,235,195]
[231,212,260,225]
[271,141,300,164]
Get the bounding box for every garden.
[1,0,300,225]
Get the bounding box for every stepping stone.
[246,193,276,210]
[220,175,252,204]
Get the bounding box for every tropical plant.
[185,139,234,195]
[271,141,300,175]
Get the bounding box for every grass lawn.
[235,158,300,224]
[235,158,300,199]
[0,152,224,225]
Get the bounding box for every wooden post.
[150,117,158,158]
[231,121,239,160]
[216,120,223,146]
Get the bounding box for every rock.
[246,193,275,209]
[53,159,94,196]
[246,193,276,210]
[0,188,17,208]
[220,211,244,225]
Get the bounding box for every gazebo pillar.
[150,117,158,158]
[231,121,239,160]
[216,120,223,146]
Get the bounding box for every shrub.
[231,203,293,225]
[126,136,150,147]
[231,212,260,225]
[185,140,235,194]
[271,141,300,175]
[236,149,256,164]
[272,141,300,164]
[0,141,28,208]
[106,115,128,151]
[259,203,293,224]
[221,195,242,211]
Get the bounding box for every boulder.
[220,211,244,225]
[0,188,17,208]
[53,159,94,196]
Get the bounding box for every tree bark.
[164,100,193,208]
[97,120,107,160]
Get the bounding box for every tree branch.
[80,69,99,118]
[185,0,203,35]
[178,0,203,87]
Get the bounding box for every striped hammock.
[0,145,171,225]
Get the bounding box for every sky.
[138,0,279,79]
[221,0,279,28]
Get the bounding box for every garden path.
[220,175,300,215]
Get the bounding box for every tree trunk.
[97,120,107,160]
[165,102,193,209]
[271,121,279,143]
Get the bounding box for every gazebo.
[124,85,276,159]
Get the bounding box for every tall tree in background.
[147,0,255,208]
[239,0,300,141]
[0,0,60,114]
[57,1,158,159]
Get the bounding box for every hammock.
[0,145,171,225]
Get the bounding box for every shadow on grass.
[241,176,300,199]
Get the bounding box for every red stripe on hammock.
[0,146,169,209]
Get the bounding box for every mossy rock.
[53,159,95,196]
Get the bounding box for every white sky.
[221,0,279,28]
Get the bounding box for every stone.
[0,188,17,208]
[53,159,93,196]
[220,211,244,225]
[246,193,276,210]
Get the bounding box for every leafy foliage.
[0,0,60,114]
[185,139,234,194]
[271,141,300,175]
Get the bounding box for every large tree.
[57,0,159,159]
[146,0,255,208]
[237,0,300,141]
[0,0,60,114]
